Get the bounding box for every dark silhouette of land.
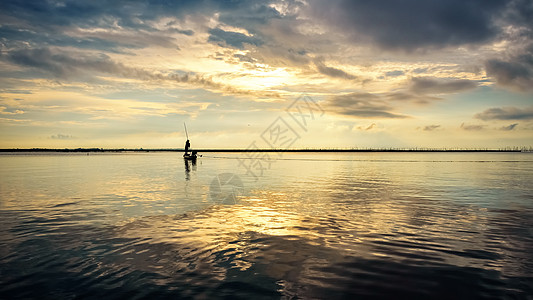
[1,147,531,153]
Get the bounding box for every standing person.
[185,139,190,155]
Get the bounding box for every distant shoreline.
[1,148,530,153]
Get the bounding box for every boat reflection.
[184,158,196,181]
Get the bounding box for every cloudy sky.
[1,0,532,149]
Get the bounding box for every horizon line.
[1,147,532,153]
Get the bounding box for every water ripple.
[1,152,532,298]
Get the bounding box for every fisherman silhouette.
[185,139,190,154]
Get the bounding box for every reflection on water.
[1,152,532,298]
[184,158,196,181]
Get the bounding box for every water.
[1,152,532,299]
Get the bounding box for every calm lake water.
[1,152,532,299]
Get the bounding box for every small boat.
[183,153,197,160]
[183,123,199,161]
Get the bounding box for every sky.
[0,0,532,149]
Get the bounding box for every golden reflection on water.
[114,195,348,284]
[107,183,510,298]
[1,152,532,298]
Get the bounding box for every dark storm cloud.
[325,93,408,119]
[308,0,506,51]
[369,78,474,106]
[485,46,533,92]
[475,106,533,121]
[423,125,441,131]
[0,0,282,53]
[314,60,357,80]
[385,92,441,104]
[1,0,529,59]
[0,26,142,53]
[216,0,283,33]
[0,0,204,30]
[503,0,533,30]
[324,83,453,119]
[460,123,485,131]
[0,0,203,56]
[500,123,518,131]
[410,77,478,94]
[3,48,136,78]
[207,28,263,50]
[481,0,533,92]
[0,0,284,33]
